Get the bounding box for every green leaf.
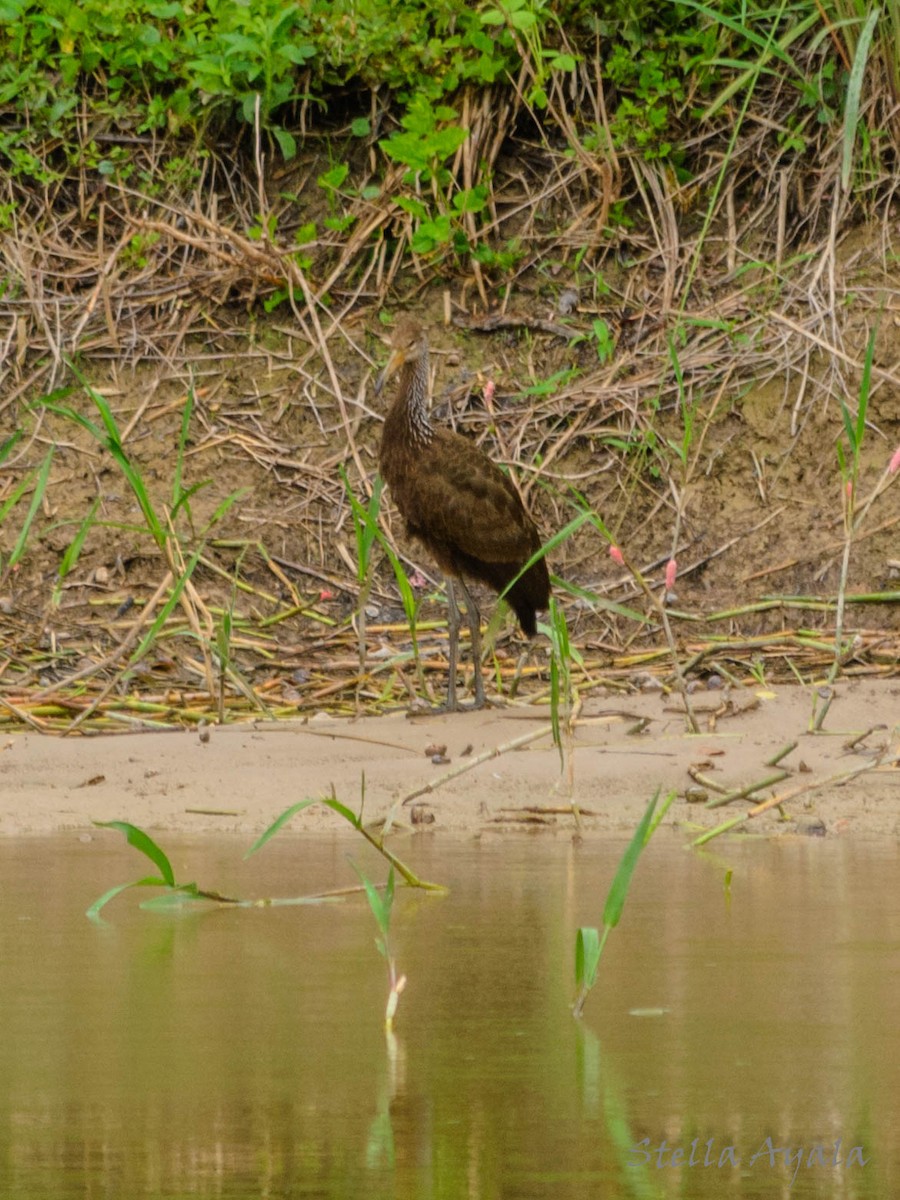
[246,792,360,858]
[8,445,53,568]
[53,497,100,603]
[245,799,321,856]
[273,126,297,160]
[0,430,22,464]
[841,7,879,192]
[839,398,857,455]
[602,790,659,930]
[86,875,170,920]
[94,820,176,886]
[575,926,601,991]
[278,42,315,64]
[393,195,428,220]
[351,117,371,137]
[351,860,394,941]
[318,163,349,191]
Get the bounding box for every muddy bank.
[2,679,897,840]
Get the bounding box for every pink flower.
[609,545,624,566]
[889,445,900,474]
[665,558,677,591]
[483,380,496,404]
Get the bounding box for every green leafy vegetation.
[573,789,673,1018]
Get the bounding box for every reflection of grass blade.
[8,446,53,569]
[93,819,176,884]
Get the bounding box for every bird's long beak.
[374,347,405,396]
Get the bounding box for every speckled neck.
[396,347,433,447]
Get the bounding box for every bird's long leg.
[445,576,460,711]
[455,576,485,709]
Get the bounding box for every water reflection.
[0,832,896,1197]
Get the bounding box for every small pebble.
[638,675,664,692]
[0,597,14,615]
[706,675,724,691]
[94,565,110,585]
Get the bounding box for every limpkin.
[375,316,551,710]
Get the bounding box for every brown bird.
[375,316,551,710]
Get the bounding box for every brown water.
[0,831,896,1198]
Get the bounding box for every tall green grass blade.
[246,791,362,858]
[0,467,39,524]
[172,385,194,513]
[245,799,322,855]
[43,387,166,547]
[646,790,676,839]
[549,652,561,754]
[0,431,22,464]
[857,326,876,444]
[691,3,817,119]
[321,793,363,825]
[93,820,176,886]
[549,577,649,625]
[351,860,394,943]
[601,790,659,930]
[841,7,880,191]
[170,478,211,523]
[53,497,100,604]
[8,446,53,569]
[839,398,857,455]
[498,509,592,601]
[340,467,384,583]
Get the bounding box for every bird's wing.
[408,440,538,563]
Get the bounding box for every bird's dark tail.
[460,552,551,637]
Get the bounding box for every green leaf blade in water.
[85,875,170,920]
[575,926,601,992]
[601,790,659,931]
[94,821,175,886]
